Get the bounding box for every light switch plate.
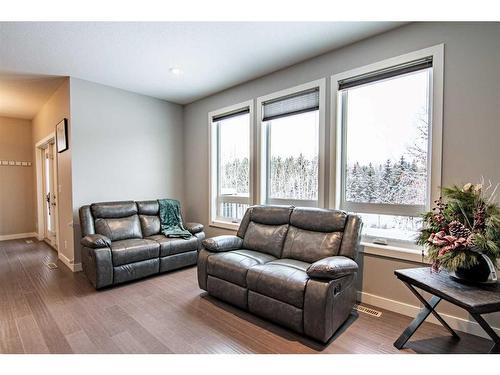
[8,161,15,166]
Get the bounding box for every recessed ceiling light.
[169,67,183,75]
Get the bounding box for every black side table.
[394,267,500,353]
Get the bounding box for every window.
[258,81,325,206]
[332,46,443,247]
[209,101,253,228]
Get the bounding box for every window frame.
[256,79,326,207]
[330,45,444,245]
[208,100,254,230]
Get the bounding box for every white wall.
[182,22,500,335]
[70,78,185,263]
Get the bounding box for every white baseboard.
[0,232,38,242]
[73,263,82,272]
[58,253,82,272]
[357,291,500,340]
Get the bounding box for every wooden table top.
[395,267,500,314]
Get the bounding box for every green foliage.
[439,249,479,271]
[417,183,500,271]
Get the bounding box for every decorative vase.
[451,253,498,284]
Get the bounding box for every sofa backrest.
[239,205,293,258]
[136,200,161,237]
[337,214,363,260]
[90,201,143,241]
[236,205,362,263]
[282,207,346,263]
[79,199,189,241]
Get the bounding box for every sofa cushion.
[290,207,347,232]
[237,205,293,238]
[91,201,137,219]
[147,234,198,256]
[136,200,159,215]
[246,259,311,308]
[207,249,276,287]
[250,205,293,225]
[282,226,344,263]
[139,215,161,237]
[110,238,160,266]
[242,222,288,258]
[95,214,143,241]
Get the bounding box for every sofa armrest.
[185,222,204,234]
[202,235,243,252]
[81,246,113,289]
[307,256,358,280]
[81,234,111,249]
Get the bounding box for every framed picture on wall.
[56,118,68,153]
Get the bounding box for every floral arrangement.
[417,182,500,272]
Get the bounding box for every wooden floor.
[0,238,494,354]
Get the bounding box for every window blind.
[212,107,249,123]
[262,88,319,122]
[338,57,433,91]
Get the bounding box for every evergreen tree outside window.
[258,81,325,207]
[338,61,434,245]
[209,101,253,228]
[265,110,319,203]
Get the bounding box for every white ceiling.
[0,22,405,109]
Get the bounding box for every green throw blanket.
[158,199,192,239]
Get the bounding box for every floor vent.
[25,240,33,244]
[354,304,382,318]
[47,262,58,270]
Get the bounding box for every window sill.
[360,241,429,264]
[209,220,239,231]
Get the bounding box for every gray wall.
[70,78,185,262]
[183,22,500,331]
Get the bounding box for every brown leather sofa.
[79,200,204,289]
[197,205,362,343]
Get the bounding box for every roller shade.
[212,107,249,122]
[262,88,319,121]
[338,57,433,91]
